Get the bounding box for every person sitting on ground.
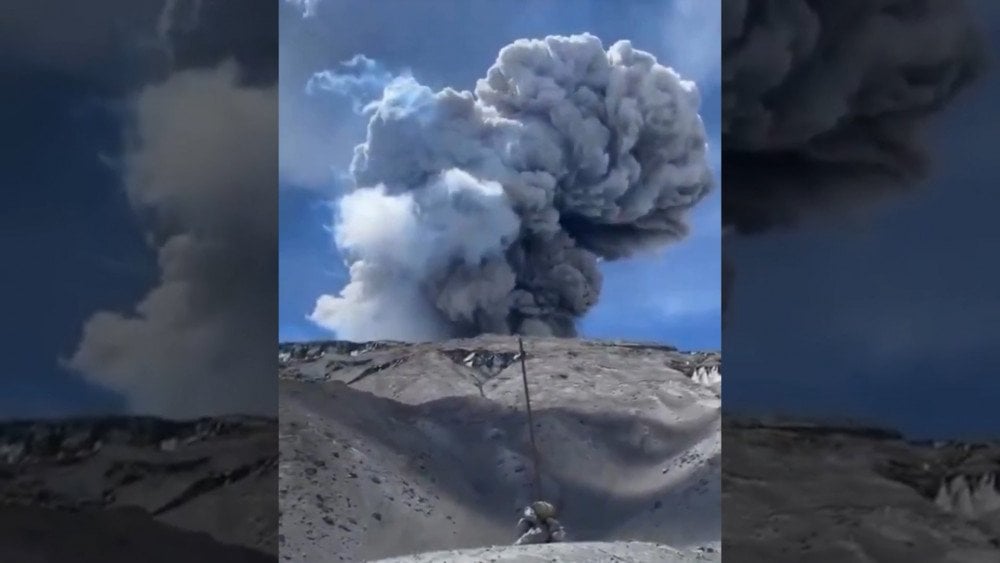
[514,500,567,545]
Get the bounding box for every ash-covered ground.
[724,418,1000,562]
[370,540,720,562]
[278,335,721,562]
[0,416,277,561]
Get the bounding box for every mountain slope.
[0,416,277,559]
[723,419,1000,562]
[279,335,721,562]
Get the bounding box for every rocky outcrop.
[724,418,1000,562]
[0,416,272,465]
[279,341,405,365]
[935,473,1000,520]
[441,348,521,379]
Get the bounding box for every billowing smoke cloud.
[2,1,276,418]
[723,0,986,234]
[67,63,277,417]
[311,34,713,340]
[721,0,987,317]
[42,0,280,417]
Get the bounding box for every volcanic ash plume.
[310,33,713,340]
[720,0,987,321]
[722,0,986,234]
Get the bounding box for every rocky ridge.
[278,338,721,395]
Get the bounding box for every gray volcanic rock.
[723,418,1000,562]
[371,541,720,562]
[0,416,277,559]
[279,335,721,562]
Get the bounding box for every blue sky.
[278,0,722,350]
[725,0,1000,440]
[0,75,150,417]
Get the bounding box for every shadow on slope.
[280,379,719,560]
[0,505,274,562]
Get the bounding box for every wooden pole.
[518,336,542,501]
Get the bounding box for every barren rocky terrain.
[0,416,277,561]
[723,418,1000,562]
[371,541,720,562]
[278,335,722,562]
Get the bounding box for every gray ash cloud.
[57,0,278,417]
[722,0,986,235]
[310,34,714,340]
[720,0,987,319]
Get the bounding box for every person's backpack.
[529,500,556,520]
